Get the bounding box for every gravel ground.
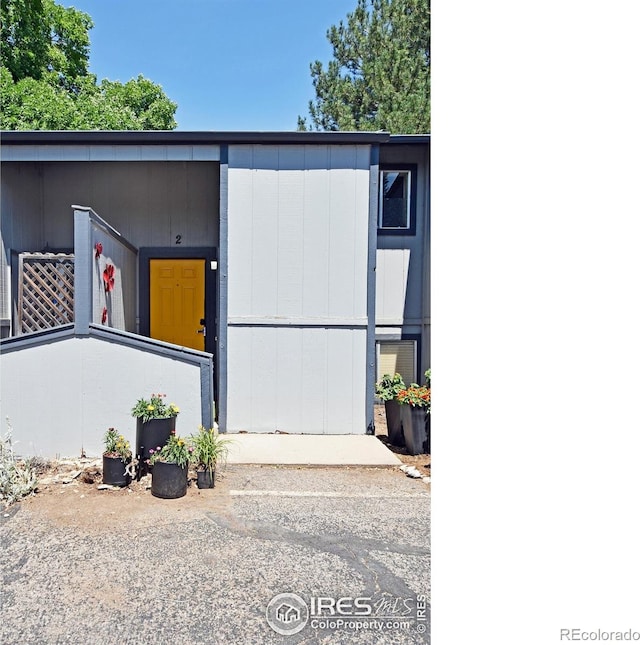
[1,465,430,645]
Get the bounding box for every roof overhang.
[0,130,429,146]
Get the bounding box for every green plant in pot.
[131,393,180,423]
[102,428,133,487]
[131,393,180,479]
[397,384,430,410]
[148,433,192,499]
[375,373,406,447]
[397,375,431,456]
[190,426,232,489]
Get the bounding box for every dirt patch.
[17,458,233,529]
[8,414,429,524]
[374,404,431,478]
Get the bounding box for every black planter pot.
[196,468,215,489]
[400,405,430,456]
[384,399,404,447]
[136,417,176,477]
[151,461,188,499]
[102,455,132,487]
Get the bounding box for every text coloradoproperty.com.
[310,619,413,631]
[561,629,640,641]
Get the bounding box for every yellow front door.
[150,259,205,351]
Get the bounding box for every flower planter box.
[151,461,188,499]
[384,399,404,447]
[400,405,430,456]
[196,469,215,489]
[136,417,176,476]
[102,455,131,487]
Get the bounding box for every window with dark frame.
[379,170,410,229]
[378,164,417,235]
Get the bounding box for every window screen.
[377,341,416,386]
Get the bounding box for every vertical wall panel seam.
[328,146,332,317]
[352,156,358,321]
[218,146,229,431]
[352,327,356,432]
[275,325,279,429]
[298,325,303,431]
[323,328,328,434]
[249,147,254,430]
[301,146,307,318]
[300,149,307,432]
[276,146,280,317]
[249,145,254,318]
[353,151,359,431]
[366,145,380,433]
[325,147,332,432]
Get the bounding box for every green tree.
[97,76,178,130]
[1,0,49,82]
[298,0,430,134]
[0,0,177,130]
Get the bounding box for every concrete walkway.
[226,433,402,466]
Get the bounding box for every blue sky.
[65,0,357,131]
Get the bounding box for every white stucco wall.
[226,326,367,434]
[0,334,204,458]
[226,144,371,433]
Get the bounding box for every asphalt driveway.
[0,465,430,644]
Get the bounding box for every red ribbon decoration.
[95,242,103,259]
[101,307,108,324]
[103,264,115,292]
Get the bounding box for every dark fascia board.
[0,322,213,365]
[387,134,431,145]
[0,324,75,352]
[88,324,213,364]
[1,130,429,147]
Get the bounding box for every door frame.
[139,247,217,357]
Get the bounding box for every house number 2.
[175,235,182,245]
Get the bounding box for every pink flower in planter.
[103,264,115,292]
[95,242,103,259]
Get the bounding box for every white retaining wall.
[0,334,204,458]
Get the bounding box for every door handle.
[197,326,206,336]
